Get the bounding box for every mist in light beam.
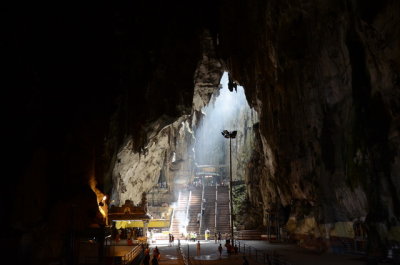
[194,72,253,166]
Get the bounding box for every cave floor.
[148,240,370,265]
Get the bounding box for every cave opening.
[108,71,259,243]
[193,71,258,185]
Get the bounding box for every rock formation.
[3,0,399,263]
[218,0,400,256]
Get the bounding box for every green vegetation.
[233,184,247,219]
[232,184,263,229]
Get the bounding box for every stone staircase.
[200,186,217,235]
[187,187,202,234]
[170,191,189,238]
[216,185,231,236]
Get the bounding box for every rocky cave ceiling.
[2,0,400,263]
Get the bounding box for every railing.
[214,184,218,233]
[199,185,205,234]
[122,245,143,265]
[106,239,145,246]
[177,245,191,265]
[186,190,192,233]
[237,240,292,265]
[170,191,181,231]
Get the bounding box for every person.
[152,257,159,265]
[218,244,223,258]
[127,229,132,240]
[242,256,249,265]
[115,231,120,243]
[153,246,160,260]
[205,229,210,241]
[225,241,233,254]
[218,232,221,243]
[143,252,150,265]
[215,232,218,244]
[111,225,117,239]
[196,241,201,256]
[171,235,175,246]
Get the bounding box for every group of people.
[145,233,245,264]
[224,241,239,254]
[112,227,143,243]
[214,231,222,243]
[196,240,238,259]
[187,232,198,241]
[168,233,175,246]
[143,245,160,265]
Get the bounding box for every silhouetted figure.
[196,241,201,256]
[225,241,233,254]
[153,246,160,260]
[152,257,159,265]
[143,252,150,265]
[145,246,150,255]
[218,244,223,257]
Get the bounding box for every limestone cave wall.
[110,29,223,207]
[111,116,194,206]
[3,1,217,263]
[3,0,400,263]
[218,0,400,252]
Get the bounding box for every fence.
[237,241,292,265]
[121,245,144,265]
[176,246,191,265]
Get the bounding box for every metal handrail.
[186,190,192,234]
[122,245,143,265]
[236,240,292,265]
[170,191,181,231]
[214,183,218,234]
[177,246,191,265]
[199,185,205,234]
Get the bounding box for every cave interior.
[2,0,400,264]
